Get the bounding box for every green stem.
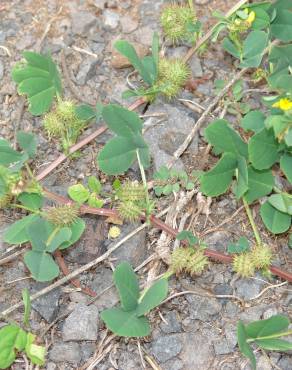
[242,197,262,246]
[136,149,151,219]
[25,163,35,180]
[247,330,292,343]
[11,204,41,214]
[188,0,194,11]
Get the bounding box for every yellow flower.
[246,11,256,25]
[272,98,292,111]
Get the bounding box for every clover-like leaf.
[280,153,292,183]
[245,315,289,338]
[241,110,265,133]
[234,156,248,199]
[68,184,90,204]
[25,333,46,366]
[18,192,43,211]
[240,31,269,68]
[113,262,139,311]
[59,218,86,250]
[4,214,40,244]
[17,131,37,158]
[244,166,274,204]
[260,201,291,234]
[237,321,256,370]
[204,119,248,158]
[227,237,250,254]
[248,128,280,170]
[268,193,292,215]
[24,250,59,282]
[137,278,168,316]
[0,325,27,369]
[101,307,150,337]
[200,153,238,196]
[0,139,23,166]
[12,51,62,115]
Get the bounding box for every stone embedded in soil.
[144,102,199,171]
[213,337,233,355]
[76,58,100,85]
[204,231,231,254]
[160,311,182,334]
[120,15,139,33]
[62,303,99,341]
[0,60,4,80]
[49,342,82,363]
[118,351,142,370]
[31,283,62,323]
[161,359,184,370]
[234,275,266,300]
[103,9,120,30]
[151,334,183,363]
[71,11,97,36]
[186,295,222,321]
[111,41,148,69]
[109,222,147,267]
[179,332,214,370]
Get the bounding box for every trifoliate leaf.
[12,51,62,115]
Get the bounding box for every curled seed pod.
[118,201,142,222]
[233,253,255,278]
[155,58,190,99]
[251,245,273,269]
[117,182,145,202]
[45,204,79,226]
[171,247,193,274]
[186,250,209,276]
[160,4,196,43]
[43,111,65,138]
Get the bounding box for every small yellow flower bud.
[272,98,292,111]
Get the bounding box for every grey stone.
[278,355,292,370]
[0,61,3,80]
[190,55,203,77]
[110,223,147,267]
[186,295,222,321]
[118,351,141,370]
[144,102,199,171]
[160,311,182,334]
[134,26,158,46]
[213,338,233,355]
[62,304,99,341]
[162,359,184,370]
[120,15,139,33]
[46,362,57,370]
[49,342,82,363]
[234,276,265,300]
[76,58,99,85]
[224,323,238,349]
[225,301,239,316]
[204,231,230,253]
[180,332,214,369]
[166,46,188,59]
[31,283,61,322]
[240,305,265,322]
[151,334,183,363]
[90,267,119,310]
[263,307,278,319]
[80,342,95,362]
[103,10,120,29]
[71,11,96,36]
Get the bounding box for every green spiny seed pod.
[155,58,190,99]
[0,192,12,209]
[118,201,142,222]
[186,250,209,276]
[56,100,76,122]
[233,253,255,278]
[45,204,79,226]
[43,111,65,138]
[171,247,193,274]
[160,4,196,43]
[117,181,145,202]
[251,245,273,269]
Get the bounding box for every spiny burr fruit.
[233,253,255,278]
[160,4,196,43]
[45,204,79,226]
[251,245,273,269]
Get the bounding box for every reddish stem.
[44,190,292,283]
[36,97,146,182]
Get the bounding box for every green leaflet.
[0,325,27,369]
[200,153,238,196]
[204,119,248,158]
[240,30,269,68]
[4,214,40,244]
[68,184,90,204]
[241,110,265,133]
[234,156,248,199]
[244,166,274,204]
[12,51,62,115]
[248,128,280,170]
[227,236,250,254]
[97,105,150,175]
[268,193,292,215]
[280,153,292,183]
[270,9,292,42]
[237,322,256,370]
[113,262,139,311]
[260,201,291,234]
[137,278,168,316]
